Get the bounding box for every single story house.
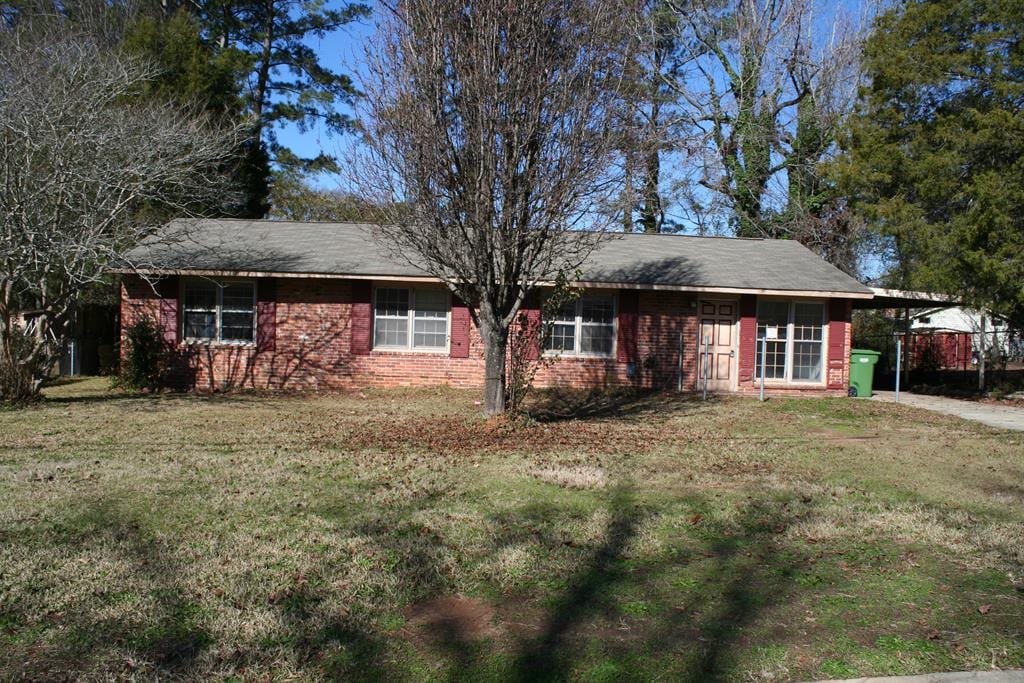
[116,219,876,395]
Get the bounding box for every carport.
[851,288,1014,394]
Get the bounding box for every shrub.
[117,316,165,390]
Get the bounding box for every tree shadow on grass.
[264,480,810,682]
[494,490,808,682]
[265,502,465,680]
[1,498,211,679]
[509,484,644,681]
[264,578,398,682]
[646,499,809,681]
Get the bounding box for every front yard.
[1,379,1022,681]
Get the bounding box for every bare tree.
[0,25,241,401]
[350,0,637,415]
[665,0,865,239]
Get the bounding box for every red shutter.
[737,294,757,383]
[256,277,277,353]
[827,298,851,388]
[350,281,372,355]
[616,290,639,363]
[450,296,471,358]
[522,301,542,361]
[156,276,180,347]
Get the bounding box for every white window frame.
[755,298,827,385]
[181,278,257,345]
[544,293,617,359]
[372,285,451,353]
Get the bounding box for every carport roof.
[854,288,961,310]
[118,219,875,298]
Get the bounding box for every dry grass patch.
[526,463,608,490]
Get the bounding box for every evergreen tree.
[127,0,369,215]
[835,0,1024,324]
[188,0,370,174]
[622,0,682,234]
[122,9,270,217]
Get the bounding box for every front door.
[698,300,737,392]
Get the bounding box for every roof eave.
[112,267,873,299]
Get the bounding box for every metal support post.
[895,335,902,403]
[760,336,767,402]
[677,331,684,393]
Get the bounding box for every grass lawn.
[1,378,1022,681]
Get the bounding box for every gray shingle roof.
[121,218,872,296]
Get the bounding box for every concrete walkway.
[815,671,1024,683]
[871,391,1024,432]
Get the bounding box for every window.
[413,288,448,348]
[183,279,255,343]
[755,300,825,382]
[373,287,450,351]
[546,300,577,353]
[544,295,616,357]
[792,303,824,380]
[756,301,789,380]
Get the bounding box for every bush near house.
[116,317,166,391]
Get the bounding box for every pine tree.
[123,9,269,218]
[193,0,370,174]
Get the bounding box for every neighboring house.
[911,307,1012,350]
[909,306,1014,369]
[115,219,876,395]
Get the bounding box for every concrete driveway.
[871,391,1024,432]
[815,670,1024,682]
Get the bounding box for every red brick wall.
[826,298,853,390]
[737,294,757,384]
[121,275,849,395]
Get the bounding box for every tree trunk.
[978,315,987,393]
[251,0,276,145]
[640,147,661,234]
[0,324,43,402]
[480,316,508,416]
[622,150,634,232]
[641,88,661,234]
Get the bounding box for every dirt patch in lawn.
[403,595,502,645]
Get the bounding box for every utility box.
[849,349,881,397]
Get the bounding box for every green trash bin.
[849,349,881,397]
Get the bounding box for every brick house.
[116,219,873,395]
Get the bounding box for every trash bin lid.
[850,349,881,357]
